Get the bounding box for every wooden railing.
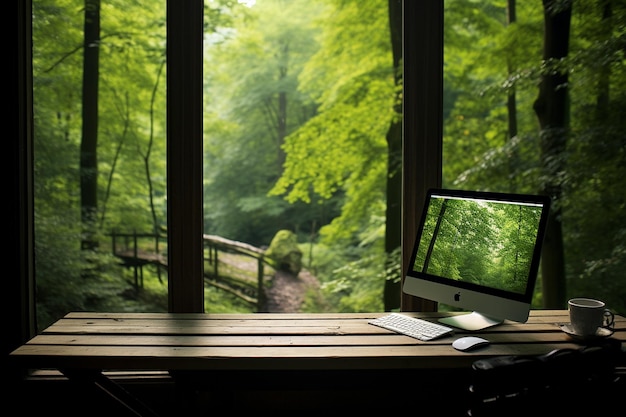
[110,230,167,288]
[202,234,268,310]
[109,231,270,310]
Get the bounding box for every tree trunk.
[277,44,288,169]
[596,0,612,116]
[506,0,519,192]
[80,0,101,251]
[533,0,571,309]
[383,0,403,311]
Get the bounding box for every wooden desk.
[9,310,626,415]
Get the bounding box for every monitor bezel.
[403,188,551,326]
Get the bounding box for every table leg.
[60,369,161,417]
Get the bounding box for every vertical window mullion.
[401,0,443,312]
[166,0,205,312]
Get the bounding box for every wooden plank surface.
[10,310,625,372]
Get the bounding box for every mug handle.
[602,309,615,329]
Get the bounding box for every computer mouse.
[452,336,490,351]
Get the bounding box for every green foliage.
[34,213,88,330]
[300,241,385,312]
[263,3,395,309]
[203,0,332,246]
[443,0,626,314]
[204,285,256,314]
[269,1,394,252]
[35,210,168,330]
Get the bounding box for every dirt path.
[261,269,320,313]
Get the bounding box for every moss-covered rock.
[265,230,302,276]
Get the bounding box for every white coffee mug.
[568,298,615,337]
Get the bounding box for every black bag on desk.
[466,338,625,417]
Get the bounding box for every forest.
[32,0,626,329]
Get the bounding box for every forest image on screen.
[412,197,543,295]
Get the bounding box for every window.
[20,0,625,350]
[26,0,423,329]
[10,1,438,347]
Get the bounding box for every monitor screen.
[403,188,551,331]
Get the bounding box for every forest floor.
[261,269,321,313]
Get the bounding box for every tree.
[80,0,101,251]
[383,0,403,311]
[505,0,520,192]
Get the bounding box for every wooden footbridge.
[109,231,271,310]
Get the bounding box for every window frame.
[401,0,443,312]
[13,0,37,354]
[8,0,443,353]
[167,0,205,312]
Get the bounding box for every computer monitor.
[403,188,551,331]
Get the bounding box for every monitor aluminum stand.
[438,311,503,331]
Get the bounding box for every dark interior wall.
[3,1,33,410]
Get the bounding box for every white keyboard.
[368,313,454,341]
